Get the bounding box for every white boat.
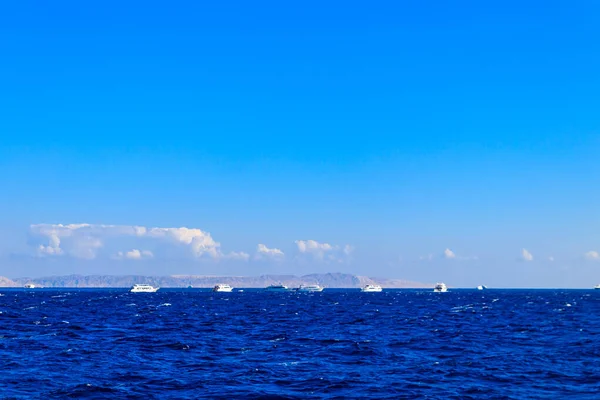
[296,284,324,292]
[24,283,36,289]
[130,284,159,293]
[265,284,289,292]
[361,284,382,292]
[594,284,600,290]
[477,285,488,290]
[212,284,233,292]
[434,283,447,292]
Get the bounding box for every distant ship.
[477,285,488,290]
[434,283,448,292]
[212,284,233,292]
[296,284,324,292]
[130,284,159,293]
[361,284,382,292]
[265,284,289,292]
[595,284,600,290]
[24,283,36,289]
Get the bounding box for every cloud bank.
[256,244,284,260]
[30,223,236,260]
[295,240,351,263]
[115,249,154,260]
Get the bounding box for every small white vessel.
[296,284,324,292]
[361,284,382,292]
[477,285,488,290]
[130,284,159,293]
[434,283,447,292]
[24,283,36,289]
[594,284,600,290]
[212,284,233,292]
[265,284,289,292]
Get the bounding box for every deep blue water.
[1,289,600,399]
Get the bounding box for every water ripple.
[0,289,599,398]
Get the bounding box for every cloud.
[30,223,227,260]
[115,249,154,260]
[584,251,600,260]
[521,248,533,261]
[256,244,284,260]
[419,249,476,261]
[548,256,555,262]
[295,239,352,263]
[443,248,456,259]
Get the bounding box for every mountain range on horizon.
[0,273,431,289]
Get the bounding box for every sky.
[0,1,599,287]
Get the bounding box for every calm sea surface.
[1,289,599,399]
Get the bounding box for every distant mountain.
[10,273,431,289]
[0,276,18,287]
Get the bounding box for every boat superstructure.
[434,283,448,292]
[477,285,488,290]
[361,284,382,292]
[296,284,324,292]
[213,284,233,292]
[24,283,36,289]
[130,284,159,293]
[265,284,289,292]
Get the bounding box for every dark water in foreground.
[1,289,600,399]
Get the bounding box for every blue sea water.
[1,289,600,399]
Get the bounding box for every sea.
[1,288,599,399]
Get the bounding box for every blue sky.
[1,1,599,287]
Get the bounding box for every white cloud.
[256,244,284,260]
[115,249,154,260]
[145,227,221,258]
[521,248,533,261]
[30,223,227,260]
[584,251,600,260]
[295,239,352,263]
[296,240,334,256]
[443,248,456,259]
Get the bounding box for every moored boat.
[434,283,447,292]
[130,284,159,293]
[361,284,382,292]
[213,284,233,292]
[296,284,324,292]
[265,284,289,292]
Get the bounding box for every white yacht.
[361,284,382,292]
[594,284,600,290]
[477,285,488,290]
[24,283,36,289]
[130,284,159,293]
[212,284,233,292]
[265,284,289,292]
[296,284,324,292]
[434,283,448,292]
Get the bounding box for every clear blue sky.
[1,1,599,287]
